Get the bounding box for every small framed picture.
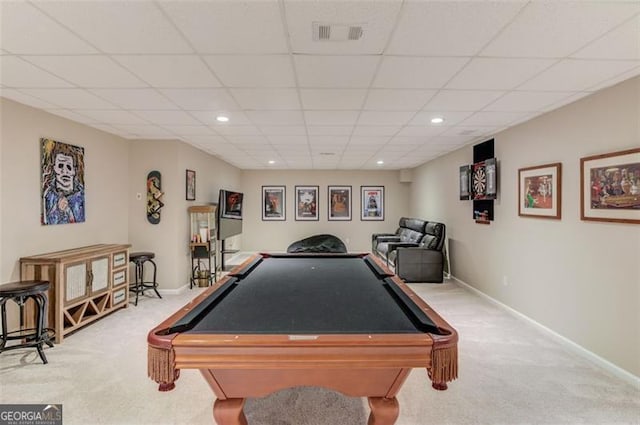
[185,169,196,201]
[580,148,640,224]
[459,165,472,200]
[295,186,319,221]
[262,186,286,221]
[361,186,384,221]
[518,163,562,219]
[328,186,352,221]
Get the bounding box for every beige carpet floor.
[0,279,638,425]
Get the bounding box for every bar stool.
[129,252,161,306]
[0,280,54,364]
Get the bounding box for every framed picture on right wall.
[580,147,640,224]
[361,186,384,221]
[518,163,562,219]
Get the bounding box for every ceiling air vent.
[313,22,364,42]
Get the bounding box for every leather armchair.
[388,222,446,283]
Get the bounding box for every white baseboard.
[157,284,190,295]
[451,275,640,389]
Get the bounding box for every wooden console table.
[20,244,131,343]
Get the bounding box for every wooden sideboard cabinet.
[20,244,131,343]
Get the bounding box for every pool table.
[148,253,458,425]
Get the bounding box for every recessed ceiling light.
[268,160,275,164]
[430,117,444,124]
[216,115,229,122]
[376,160,384,165]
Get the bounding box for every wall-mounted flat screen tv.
[219,189,243,220]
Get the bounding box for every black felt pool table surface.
[179,254,438,335]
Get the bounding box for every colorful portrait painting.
[41,138,85,225]
[295,186,318,221]
[262,186,286,221]
[519,163,561,220]
[328,186,351,221]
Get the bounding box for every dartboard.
[473,167,486,196]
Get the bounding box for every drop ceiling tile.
[226,135,268,145]
[307,126,354,136]
[424,90,506,111]
[204,55,295,87]
[295,55,380,88]
[73,109,150,125]
[132,110,201,126]
[266,135,309,145]
[89,89,177,110]
[389,136,434,145]
[1,2,97,54]
[259,126,307,136]
[481,1,640,58]
[44,109,99,124]
[309,136,350,146]
[410,110,474,126]
[304,111,359,126]
[0,56,74,88]
[395,125,448,137]
[159,89,239,111]
[160,0,288,54]
[24,56,145,88]
[114,56,220,88]
[0,88,60,109]
[112,124,173,138]
[35,1,193,54]
[187,135,228,145]
[163,125,217,136]
[484,91,578,112]
[520,59,640,91]
[373,57,469,89]
[348,136,390,146]
[246,110,304,126]
[285,0,401,55]
[230,88,300,110]
[352,126,400,137]
[388,1,526,56]
[364,89,436,111]
[300,89,367,110]
[446,58,556,90]
[572,15,640,60]
[211,125,261,136]
[460,111,529,127]
[190,110,252,126]
[22,89,117,109]
[357,111,414,126]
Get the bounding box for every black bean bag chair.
[286,234,347,254]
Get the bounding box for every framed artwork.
[580,148,640,224]
[328,186,352,221]
[220,190,243,220]
[295,186,319,221]
[262,186,286,221]
[361,186,384,221]
[459,165,472,200]
[40,138,86,225]
[472,158,497,200]
[185,169,196,201]
[518,163,562,219]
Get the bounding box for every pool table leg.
[213,398,248,425]
[367,397,399,425]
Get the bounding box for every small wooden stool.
[0,280,54,364]
[129,252,161,306]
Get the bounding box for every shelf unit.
[20,244,131,343]
[188,205,218,288]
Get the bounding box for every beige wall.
[241,170,410,252]
[410,76,640,377]
[127,140,241,290]
[0,98,130,282]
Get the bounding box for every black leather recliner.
[373,218,446,283]
[388,222,446,283]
